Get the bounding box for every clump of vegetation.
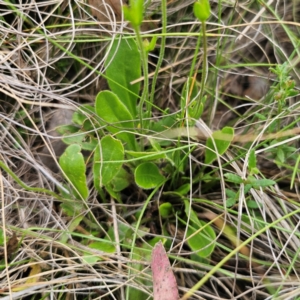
[0,0,299,299]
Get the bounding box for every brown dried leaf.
[7,232,18,254]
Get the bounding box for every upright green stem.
[135,28,149,131]
[149,0,167,106]
[196,21,208,113]
[188,28,202,80]
[181,26,202,122]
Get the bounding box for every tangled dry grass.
[0,1,300,299]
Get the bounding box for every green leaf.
[60,200,85,216]
[82,253,100,265]
[248,149,257,170]
[105,185,122,203]
[89,241,116,253]
[244,184,252,194]
[151,114,177,133]
[184,200,201,226]
[60,214,84,243]
[184,201,216,258]
[205,127,234,164]
[186,224,215,258]
[105,38,141,117]
[224,173,243,184]
[95,90,137,150]
[247,200,261,209]
[276,148,285,163]
[225,188,236,198]
[143,36,157,53]
[249,179,276,189]
[159,202,173,218]
[174,183,191,196]
[134,162,165,189]
[254,113,267,121]
[57,124,79,136]
[93,135,124,189]
[72,104,95,127]
[225,189,238,207]
[226,197,237,208]
[0,229,4,246]
[110,167,131,192]
[59,144,89,200]
[62,130,97,151]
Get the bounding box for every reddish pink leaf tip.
[151,241,179,300]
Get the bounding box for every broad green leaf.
[95,90,137,150]
[59,124,97,151]
[59,144,89,200]
[134,162,165,189]
[205,127,234,164]
[62,131,97,151]
[72,104,95,127]
[105,38,141,117]
[151,114,178,133]
[159,202,173,218]
[110,167,131,192]
[93,135,124,189]
[184,200,201,226]
[184,200,216,258]
[186,223,215,258]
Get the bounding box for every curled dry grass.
[0,0,300,299]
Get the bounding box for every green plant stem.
[196,21,208,113]
[188,28,202,81]
[290,154,300,189]
[134,27,149,132]
[149,0,167,106]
